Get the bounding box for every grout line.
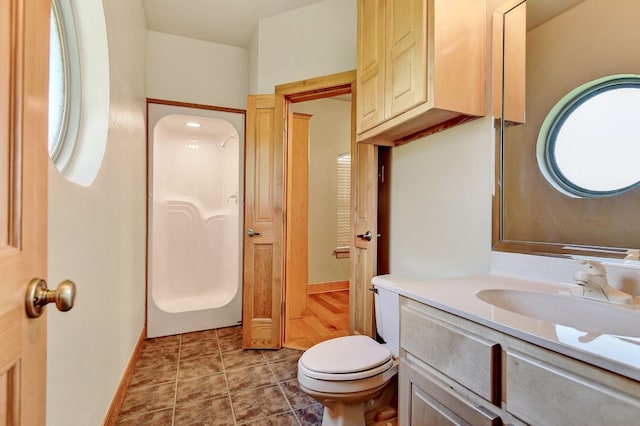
[218,328,239,426]
[171,334,181,426]
[265,356,302,426]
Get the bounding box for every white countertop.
[372,273,640,381]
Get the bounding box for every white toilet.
[297,285,399,426]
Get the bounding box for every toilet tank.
[374,285,399,357]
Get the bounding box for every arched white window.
[48,0,109,187]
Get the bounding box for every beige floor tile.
[280,379,316,410]
[295,403,324,426]
[269,356,300,382]
[136,345,180,368]
[219,332,243,353]
[176,372,228,405]
[231,384,291,424]
[143,334,181,350]
[217,325,242,338]
[222,349,266,370]
[226,364,276,392]
[174,396,235,426]
[238,411,300,425]
[181,329,218,344]
[178,354,223,380]
[129,362,177,388]
[119,382,176,417]
[180,338,220,360]
[263,347,303,363]
[115,408,174,426]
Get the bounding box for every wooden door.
[242,94,284,349]
[350,139,378,337]
[357,0,386,133]
[0,0,50,424]
[385,0,426,120]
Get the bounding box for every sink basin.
[476,289,640,338]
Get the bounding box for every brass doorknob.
[25,278,77,318]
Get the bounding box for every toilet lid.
[299,335,392,375]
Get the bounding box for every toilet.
[297,285,399,426]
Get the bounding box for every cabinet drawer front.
[400,358,502,426]
[401,303,500,403]
[506,350,640,425]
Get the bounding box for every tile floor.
[115,326,324,425]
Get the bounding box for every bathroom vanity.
[372,274,640,425]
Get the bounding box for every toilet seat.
[298,335,397,393]
[300,358,394,381]
[299,335,392,378]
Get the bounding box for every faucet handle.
[577,259,607,276]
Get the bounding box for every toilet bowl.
[297,284,399,426]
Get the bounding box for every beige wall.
[46,0,147,424]
[292,99,352,285]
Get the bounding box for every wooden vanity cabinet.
[356,0,485,146]
[399,297,640,425]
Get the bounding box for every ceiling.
[141,0,326,49]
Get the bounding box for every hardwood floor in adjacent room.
[285,290,349,350]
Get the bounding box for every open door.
[350,140,378,337]
[243,72,378,347]
[242,94,285,349]
[0,0,51,423]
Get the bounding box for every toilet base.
[322,401,366,426]
[300,377,398,426]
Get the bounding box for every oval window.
[48,1,67,158]
[537,75,640,198]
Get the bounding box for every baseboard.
[307,280,349,294]
[102,325,146,425]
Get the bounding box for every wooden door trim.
[285,112,311,321]
[276,71,362,344]
[275,70,356,103]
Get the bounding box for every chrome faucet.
[571,260,636,304]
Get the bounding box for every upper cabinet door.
[385,0,426,120]
[357,0,386,134]
[356,0,485,146]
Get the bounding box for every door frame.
[275,70,375,342]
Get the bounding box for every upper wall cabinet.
[356,0,486,146]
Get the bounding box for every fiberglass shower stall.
[147,102,244,338]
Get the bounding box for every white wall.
[147,30,248,109]
[46,0,147,424]
[250,0,357,93]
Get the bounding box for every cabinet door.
[400,358,502,426]
[385,0,426,119]
[357,0,386,133]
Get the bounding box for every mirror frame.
[491,0,631,259]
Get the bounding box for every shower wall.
[147,103,244,338]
